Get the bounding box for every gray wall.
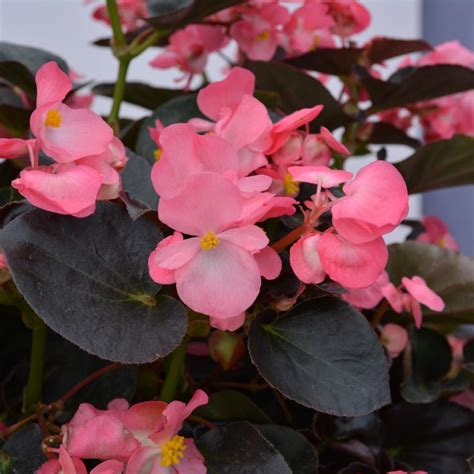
[422,0,474,255]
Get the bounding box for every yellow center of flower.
[283,173,300,196]
[154,148,162,161]
[161,435,187,467]
[255,30,271,41]
[200,231,220,250]
[44,109,62,128]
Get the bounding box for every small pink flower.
[323,0,371,37]
[301,127,350,167]
[380,324,409,358]
[36,445,87,474]
[88,0,148,32]
[417,40,474,67]
[417,215,459,251]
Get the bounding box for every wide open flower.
[331,161,409,244]
[30,62,113,163]
[150,172,280,324]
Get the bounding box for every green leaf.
[383,401,474,474]
[401,328,452,403]
[0,202,187,363]
[256,425,318,474]
[197,421,292,474]
[136,94,203,162]
[248,297,391,416]
[395,135,474,193]
[361,65,474,111]
[0,41,68,74]
[92,82,185,110]
[387,242,474,326]
[366,37,432,64]
[194,390,272,424]
[245,61,352,131]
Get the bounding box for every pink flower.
[36,445,87,474]
[87,0,148,32]
[323,0,371,37]
[149,172,281,326]
[301,127,350,166]
[230,3,290,60]
[150,25,226,78]
[380,324,409,358]
[382,275,445,328]
[331,161,409,244]
[342,271,389,309]
[417,215,459,251]
[417,40,474,67]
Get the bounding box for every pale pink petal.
[35,62,71,107]
[237,175,272,194]
[381,323,408,358]
[332,161,409,244]
[90,460,124,474]
[320,126,350,154]
[410,299,423,328]
[318,233,388,288]
[210,313,246,331]
[402,276,445,312]
[290,233,326,284]
[301,135,331,167]
[36,459,62,474]
[218,225,268,251]
[175,438,207,474]
[148,232,184,284]
[125,447,164,474]
[197,67,255,121]
[149,50,179,69]
[342,271,389,309]
[0,138,35,159]
[121,401,167,441]
[151,237,201,270]
[254,246,282,280]
[158,172,243,236]
[288,165,353,187]
[381,283,403,313]
[175,240,261,318]
[11,164,102,217]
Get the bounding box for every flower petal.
[254,246,282,280]
[402,276,445,312]
[288,165,353,187]
[219,225,268,251]
[290,233,326,284]
[35,61,71,107]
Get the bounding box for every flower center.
[283,173,300,196]
[200,231,220,250]
[161,435,187,467]
[154,148,162,161]
[44,109,62,128]
[255,30,271,41]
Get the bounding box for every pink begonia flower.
[194,67,272,176]
[150,173,281,325]
[87,0,148,32]
[301,127,350,166]
[124,390,208,473]
[36,445,87,474]
[282,0,335,55]
[323,0,371,37]
[230,3,290,60]
[30,62,113,163]
[417,40,474,67]
[331,161,409,244]
[377,109,413,134]
[417,215,459,251]
[342,271,390,309]
[382,275,445,328]
[150,25,226,78]
[380,324,409,358]
[11,164,103,218]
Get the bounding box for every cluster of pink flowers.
[378,41,474,142]
[0,62,127,217]
[37,390,208,474]
[147,0,370,82]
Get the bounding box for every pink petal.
[59,446,87,474]
[158,172,243,236]
[210,313,246,331]
[11,164,102,217]
[125,447,163,474]
[342,271,389,309]
[175,240,261,318]
[381,323,408,358]
[218,225,268,251]
[332,161,409,244]
[175,438,207,474]
[197,67,255,121]
[149,50,179,69]
[288,165,353,187]
[35,62,71,108]
[121,401,167,440]
[90,460,125,474]
[0,138,35,159]
[402,276,445,312]
[36,459,62,474]
[290,233,326,284]
[151,237,201,270]
[318,233,388,289]
[254,246,282,280]
[237,175,272,194]
[148,232,183,285]
[381,283,404,313]
[31,103,113,163]
[320,126,350,154]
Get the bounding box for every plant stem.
[23,323,47,412]
[159,338,188,403]
[371,299,389,328]
[108,56,131,135]
[106,0,126,49]
[271,223,310,253]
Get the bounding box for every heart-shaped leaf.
[395,135,474,193]
[248,297,391,416]
[0,202,187,363]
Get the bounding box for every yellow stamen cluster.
[283,173,300,196]
[154,148,162,161]
[44,109,62,128]
[255,30,271,41]
[161,435,187,467]
[200,231,220,250]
